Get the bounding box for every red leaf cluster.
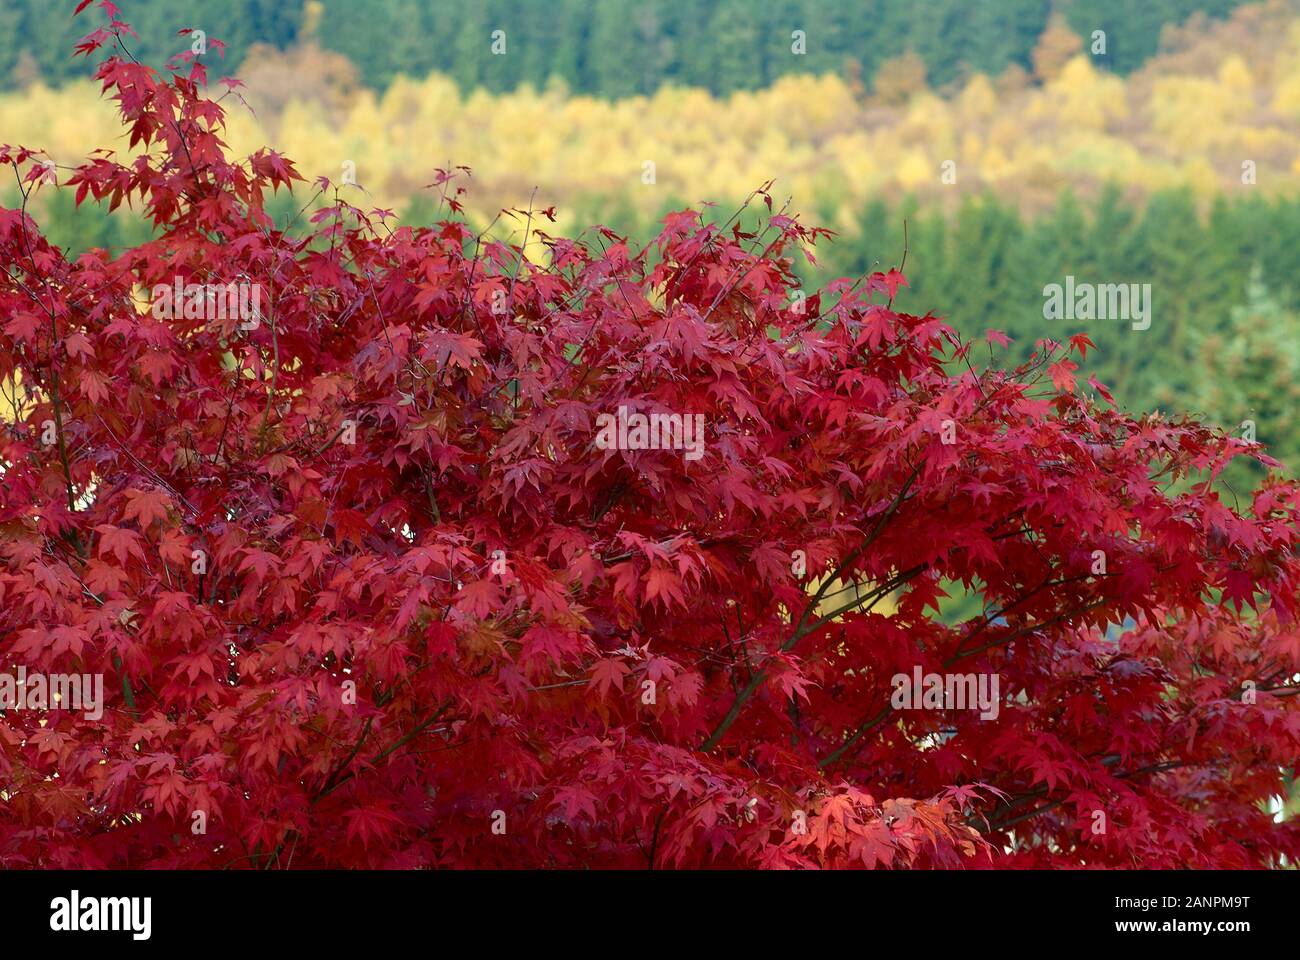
[1,5,1298,868]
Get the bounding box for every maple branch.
[9,161,82,539]
[943,328,990,402]
[809,215,908,327]
[506,188,537,312]
[817,593,1112,771]
[212,351,246,465]
[590,480,628,524]
[308,424,349,459]
[947,572,1099,662]
[946,596,1110,664]
[94,413,198,515]
[313,701,453,803]
[265,702,455,868]
[112,33,202,187]
[817,704,892,769]
[680,183,773,276]
[799,563,926,640]
[792,460,924,641]
[259,299,280,445]
[313,716,375,804]
[886,219,907,311]
[701,208,795,326]
[700,464,924,752]
[700,567,919,754]
[446,212,505,370]
[980,759,1195,834]
[646,806,667,870]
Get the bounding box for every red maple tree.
[1,4,1298,868]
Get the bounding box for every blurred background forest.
[5,0,1300,494]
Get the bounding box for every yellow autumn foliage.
[2,2,1300,232]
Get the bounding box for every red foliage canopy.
[1,5,1299,868]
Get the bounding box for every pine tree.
[586,0,642,97]
[1194,266,1300,489]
